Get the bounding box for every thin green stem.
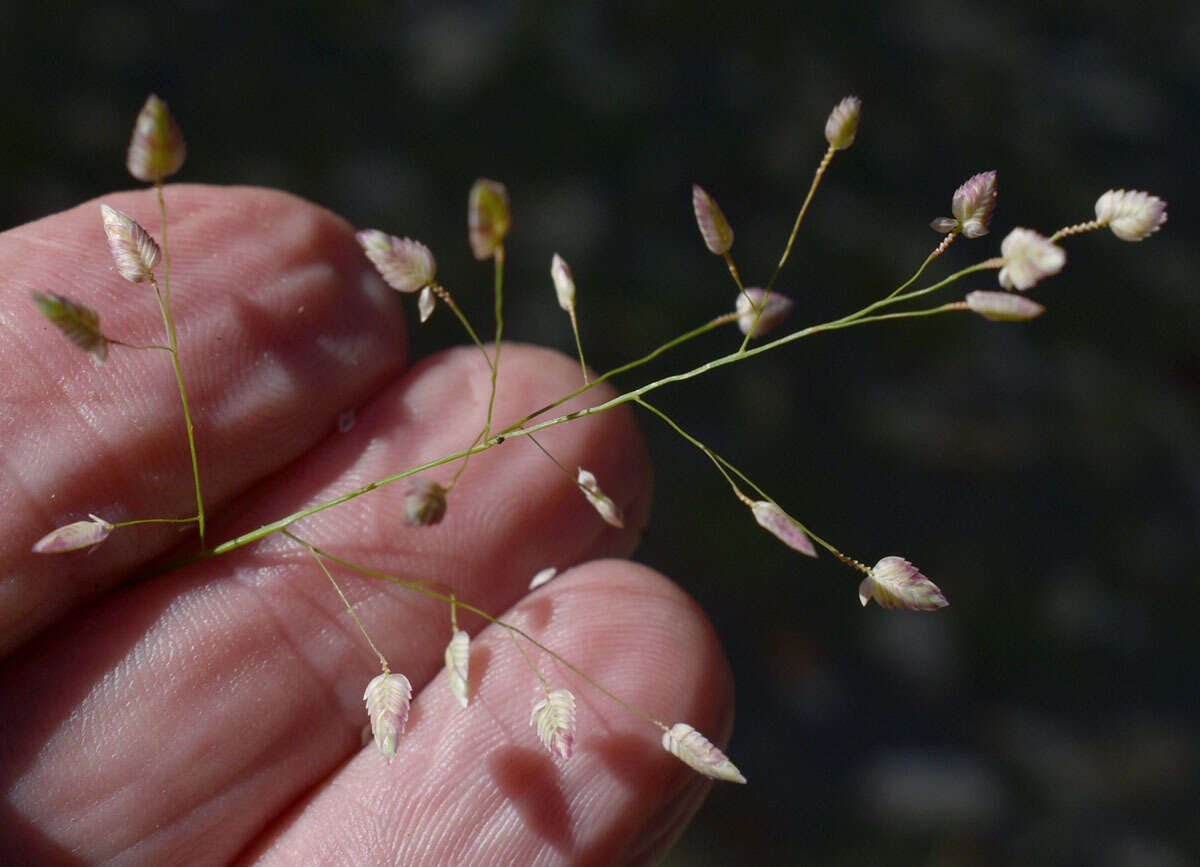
[736,145,835,356]
[447,426,488,490]
[158,301,205,543]
[729,147,835,357]
[433,284,492,368]
[108,338,173,352]
[724,251,751,315]
[412,281,491,503]
[884,233,958,301]
[113,516,199,529]
[826,259,998,325]
[764,145,835,296]
[526,433,572,478]
[485,247,505,435]
[567,307,589,384]
[826,301,969,326]
[723,251,745,293]
[152,184,206,543]
[286,531,389,671]
[448,249,507,490]
[509,630,550,693]
[157,183,171,306]
[634,398,742,496]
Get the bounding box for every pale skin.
[0,186,734,864]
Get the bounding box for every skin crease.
[0,186,735,865]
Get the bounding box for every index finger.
[0,185,409,657]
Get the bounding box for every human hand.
[0,186,734,864]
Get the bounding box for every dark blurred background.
[3,1,1197,863]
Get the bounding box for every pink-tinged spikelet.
[356,230,437,294]
[735,288,794,338]
[965,290,1045,322]
[998,228,1065,291]
[750,500,817,557]
[858,556,948,611]
[662,723,746,783]
[417,285,436,323]
[824,96,862,150]
[577,468,624,528]
[100,205,161,283]
[692,185,734,255]
[364,672,413,762]
[468,179,511,260]
[32,514,114,554]
[529,567,558,590]
[403,479,448,527]
[551,253,577,312]
[126,94,186,183]
[1094,190,1167,242]
[531,688,576,760]
[444,631,470,708]
[933,171,998,239]
[32,292,108,362]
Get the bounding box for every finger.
[0,344,655,864]
[0,185,408,656]
[246,560,734,866]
